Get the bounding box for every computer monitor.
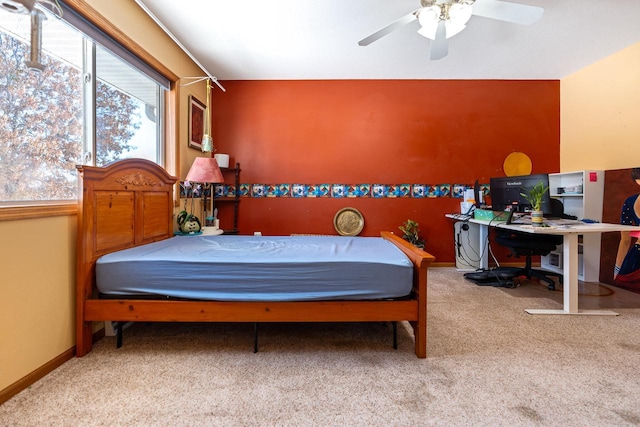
[489,173,552,215]
[473,179,482,208]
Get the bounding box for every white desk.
[446,214,640,315]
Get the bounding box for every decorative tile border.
[181,182,490,199]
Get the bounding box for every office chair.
[549,197,578,220]
[494,199,571,290]
[494,230,563,290]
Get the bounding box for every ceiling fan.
[358,0,544,60]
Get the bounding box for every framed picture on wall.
[189,95,206,150]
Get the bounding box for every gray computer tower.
[453,221,483,271]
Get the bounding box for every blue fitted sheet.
[96,235,413,301]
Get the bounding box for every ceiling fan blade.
[429,21,448,60]
[358,10,420,46]
[472,0,544,25]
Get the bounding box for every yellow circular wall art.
[503,152,532,177]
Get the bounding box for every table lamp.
[185,157,224,234]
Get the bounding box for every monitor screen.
[473,179,481,208]
[489,173,551,214]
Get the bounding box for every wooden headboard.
[76,159,177,347]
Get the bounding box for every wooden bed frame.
[76,158,435,358]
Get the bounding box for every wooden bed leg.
[253,323,259,353]
[414,319,427,358]
[76,321,93,357]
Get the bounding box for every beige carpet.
[2,268,640,426]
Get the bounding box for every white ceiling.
[137,0,640,81]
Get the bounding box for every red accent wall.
[212,80,560,263]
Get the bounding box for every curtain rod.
[133,0,226,92]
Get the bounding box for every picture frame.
[188,95,206,150]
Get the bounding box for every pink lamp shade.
[185,157,224,183]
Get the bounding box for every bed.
[76,158,435,358]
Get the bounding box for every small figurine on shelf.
[177,209,201,234]
[176,189,201,234]
[202,208,223,235]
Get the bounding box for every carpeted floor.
[1,268,640,426]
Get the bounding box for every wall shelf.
[213,163,240,234]
[541,170,604,282]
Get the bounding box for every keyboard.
[545,218,584,226]
[448,213,473,221]
[509,215,584,226]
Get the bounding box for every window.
[95,44,164,166]
[0,3,168,204]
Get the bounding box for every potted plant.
[520,181,548,226]
[399,219,425,249]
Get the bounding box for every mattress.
[96,235,413,301]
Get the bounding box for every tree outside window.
[0,9,164,203]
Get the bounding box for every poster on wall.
[189,95,206,150]
[600,167,640,293]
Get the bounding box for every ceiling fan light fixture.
[417,5,440,40]
[450,2,473,20]
[443,21,466,39]
[445,3,473,38]
[418,1,473,40]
